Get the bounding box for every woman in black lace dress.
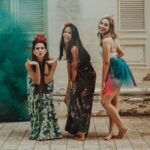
[59,23,96,141]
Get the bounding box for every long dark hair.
[58,23,90,64]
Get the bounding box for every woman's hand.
[25,59,38,68]
[101,82,106,94]
[25,59,39,69]
[70,81,73,90]
[25,59,40,84]
[46,59,57,65]
[27,60,39,66]
[64,93,69,105]
[64,81,73,105]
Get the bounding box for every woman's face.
[98,19,110,35]
[33,43,47,59]
[63,27,72,44]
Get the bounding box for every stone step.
[54,87,150,96]
[54,81,150,96]
[53,81,150,117]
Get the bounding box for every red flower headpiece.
[64,22,71,26]
[34,34,47,43]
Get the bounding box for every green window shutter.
[0,0,10,10]
[119,0,145,31]
[18,0,46,34]
[0,0,11,33]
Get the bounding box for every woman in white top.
[97,16,136,140]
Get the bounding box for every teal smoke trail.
[0,10,29,121]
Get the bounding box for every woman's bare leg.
[104,93,118,140]
[101,91,127,139]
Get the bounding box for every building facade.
[1,0,150,92]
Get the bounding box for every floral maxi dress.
[27,76,62,140]
[65,62,96,136]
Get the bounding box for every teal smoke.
[0,10,30,121]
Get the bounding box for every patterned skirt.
[65,63,96,136]
[27,77,62,140]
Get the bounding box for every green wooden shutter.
[18,0,46,34]
[0,0,10,10]
[0,0,11,33]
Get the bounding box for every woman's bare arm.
[25,60,40,84]
[70,46,78,82]
[101,39,111,90]
[44,59,57,84]
[116,41,124,57]
[66,63,72,93]
[63,63,72,105]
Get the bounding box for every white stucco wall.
[47,0,150,92]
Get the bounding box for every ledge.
[54,87,150,96]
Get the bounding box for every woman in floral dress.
[25,34,62,140]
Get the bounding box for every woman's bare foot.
[117,127,128,138]
[104,133,117,140]
[74,132,85,141]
